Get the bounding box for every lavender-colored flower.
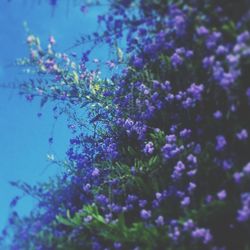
[155,215,164,226]
[126,194,138,203]
[183,219,194,231]
[140,209,151,220]
[213,110,222,119]
[84,215,93,223]
[143,141,154,155]
[168,226,180,241]
[216,135,227,151]
[92,168,100,177]
[172,161,186,179]
[133,57,144,69]
[138,200,147,208]
[181,196,190,207]
[83,183,91,192]
[96,194,109,205]
[205,195,213,204]
[233,172,243,183]
[196,26,209,36]
[237,31,250,43]
[246,87,250,99]
[166,134,176,143]
[185,50,193,58]
[179,128,191,138]
[236,129,248,140]
[243,162,250,174]
[155,192,162,200]
[217,190,227,200]
[222,160,232,170]
[192,228,212,244]
[237,193,250,222]
[114,242,122,249]
[226,54,239,65]
[187,83,204,100]
[203,56,215,68]
[171,53,183,68]
[216,45,228,55]
[188,182,197,193]
[187,154,197,164]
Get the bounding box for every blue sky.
[0,0,106,231]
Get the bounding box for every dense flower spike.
[2,0,250,249]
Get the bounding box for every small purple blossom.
[155,215,164,226]
[216,135,227,151]
[171,52,183,68]
[217,190,227,200]
[143,141,154,155]
[183,219,194,231]
[237,193,250,222]
[192,228,212,244]
[114,242,122,249]
[92,168,100,177]
[243,162,250,174]
[133,57,144,69]
[213,110,222,119]
[181,196,190,207]
[140,209,151,220]
[233,172,243,183]
[196,26,209,36]
[236,129,248,140]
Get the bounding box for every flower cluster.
[2,0,250,250]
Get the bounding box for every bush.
[2,0,250,249]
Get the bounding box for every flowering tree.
[2,0,250,249]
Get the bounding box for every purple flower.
[84,215,92,223]
[188,182,197,193]
[186,50,194,58]
[140,209,151,220]
[222,160,232,170]
[143,141,154,155]
[126,194,138,203]
[171,53,183,68]
[155,215,164,226]
[187,83,204,100]
[138,199,147,208]
[183,219,194,231]
[243,162,250,174]
[236,129,248,140]
[237,193,250,222]
[166,134,176,143]
[237,31,250,43]
[114,242,122,249]
[92,168,100,177]
[83,183,91,192]
[181,196,190,207]
[213,110,222,119]
[216,45,228,55]
[196,26,209,36]
[133,57,144,69]
[217,190,227,200]
[155,192,162,200]
[233,172,243,183]
[187,154,197,164]
[172,161,186,180]
[216,135,227,151]
[192,228,212,244]
[246,87,250,99]
[179,128,191,138]
[226,54,239,65]
[203,56,215,68]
